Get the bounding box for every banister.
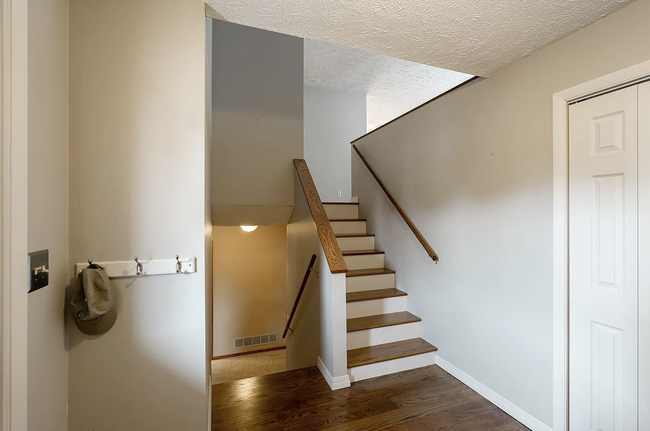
[283,254,317,339]
[293,159,348,274]
[352,144,439,263]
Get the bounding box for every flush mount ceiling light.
[240,225,258,232]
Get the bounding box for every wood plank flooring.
[211,365,530,431]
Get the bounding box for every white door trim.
[1,1,29,430]
[553,59,650,431]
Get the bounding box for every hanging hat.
[70,268,117,335]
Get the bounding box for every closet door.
[639,81,650,431]
[569,85,638,431]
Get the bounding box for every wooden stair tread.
[335,233,375,238]
[329,218,366,222]
[347,311,421,332]
[347,338,438,368]
[346,268,395,277]
[347,288,407,303]
[322,202,359,205]
[341,249,385,256]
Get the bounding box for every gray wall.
[27,0,68,429]
[68,0,208,429]
[352,0,650,426]
[304,86,366,202]
[211,20,303,225]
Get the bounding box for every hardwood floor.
[211,365,530,430]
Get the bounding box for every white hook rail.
[74,256,197,278]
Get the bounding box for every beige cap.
[70,268,117,335]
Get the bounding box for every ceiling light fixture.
[240,225,258,232]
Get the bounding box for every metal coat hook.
[134,256,143,276]
[175,255,182,273]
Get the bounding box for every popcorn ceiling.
[205,0,633,77]
[304,39,472,131]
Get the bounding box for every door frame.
[1,1,29,430]
[552,59,650,431]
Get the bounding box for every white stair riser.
[343,253,384,270]
[346,296,407,319]
[347,351,437,383]
[330,220,366,235]
[346,273,395,292]
[347,322,420,350]
[336,236,375,252]
[323,204,359,220]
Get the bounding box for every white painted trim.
[317,356,351,391]
[551,58,650,431]
[1,1,29,430]
[348,351,436,383]
[435,356,551,431]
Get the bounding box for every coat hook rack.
[74,256,197,278]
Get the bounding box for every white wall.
[317,250,348,389]
[68,1,208,430]
[352,0,650,426]
[304,87,366,202]
[211,20,303,225]
[27,1,68,430]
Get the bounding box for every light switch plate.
[28,249,49,293]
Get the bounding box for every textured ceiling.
[204,0,634,77]
[304,39,473,131]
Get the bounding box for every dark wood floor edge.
[322,202,359,205]
[350,76,482,144]
[347,318,421,332]
[212,345,286,361]
[341,250,385,255]
[345,269,396,277]
[346,289,407,302]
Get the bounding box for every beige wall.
[212,226,287,357]
[68,0,208,430]
[211,20,303,226]
[352,0,650,426]
[27,1,69,430]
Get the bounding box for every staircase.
[322,201,438,383]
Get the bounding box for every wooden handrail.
[293,159,348,274]
[352,145,439,263]
[283,254,317,338]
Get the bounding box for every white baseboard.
[317,356,351,391]
[435,356,552,431]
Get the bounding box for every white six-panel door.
[569,85,638,431]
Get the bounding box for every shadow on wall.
[212,225,288,358]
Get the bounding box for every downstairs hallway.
[211,365,530,430]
